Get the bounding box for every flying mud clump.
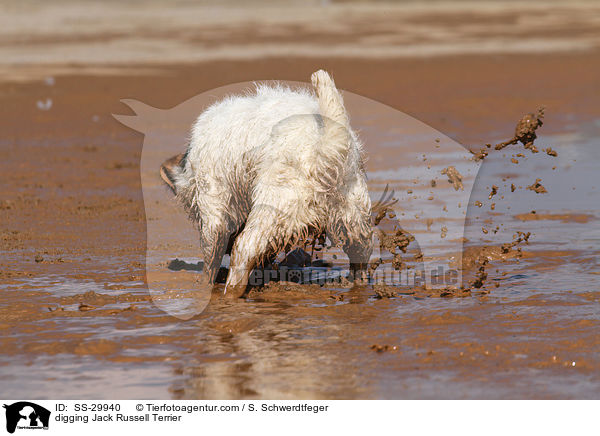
[369,206,415,275]
[527,178,548,194]
[441,166,464,191]
[471,107,550,161]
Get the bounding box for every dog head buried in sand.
[159,70,373,298]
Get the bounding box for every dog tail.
[309,70,351,192]
[311,69,349,128]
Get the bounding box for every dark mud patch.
[460,243,524,270]
[372,284,473,299]
[246,281,342,303]
[370,344,399,353]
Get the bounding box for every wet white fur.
[171,70,372,294]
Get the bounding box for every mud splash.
[441,166,464,191]
[527,178,548,194]
[248,107,562,303]
[471,108,546,161]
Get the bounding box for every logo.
[3,402,50,434]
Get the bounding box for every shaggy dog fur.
[160,70,373,297]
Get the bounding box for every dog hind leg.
[225,205,303,297]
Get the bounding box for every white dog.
[160,70,373,297]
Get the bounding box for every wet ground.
[1,3,599,398]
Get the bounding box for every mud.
[527,178,548,194]
[515,212,595,224]
[545,147,558,157]
[471,107,546,161]
[441,166,464,191]
[503,108,545,153]
[1,40,600,399]
[370,344,399,353]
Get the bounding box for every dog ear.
[160,153,186,194]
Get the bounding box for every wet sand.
[1,2,600,399]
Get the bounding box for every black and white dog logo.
[3,402,50,434]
